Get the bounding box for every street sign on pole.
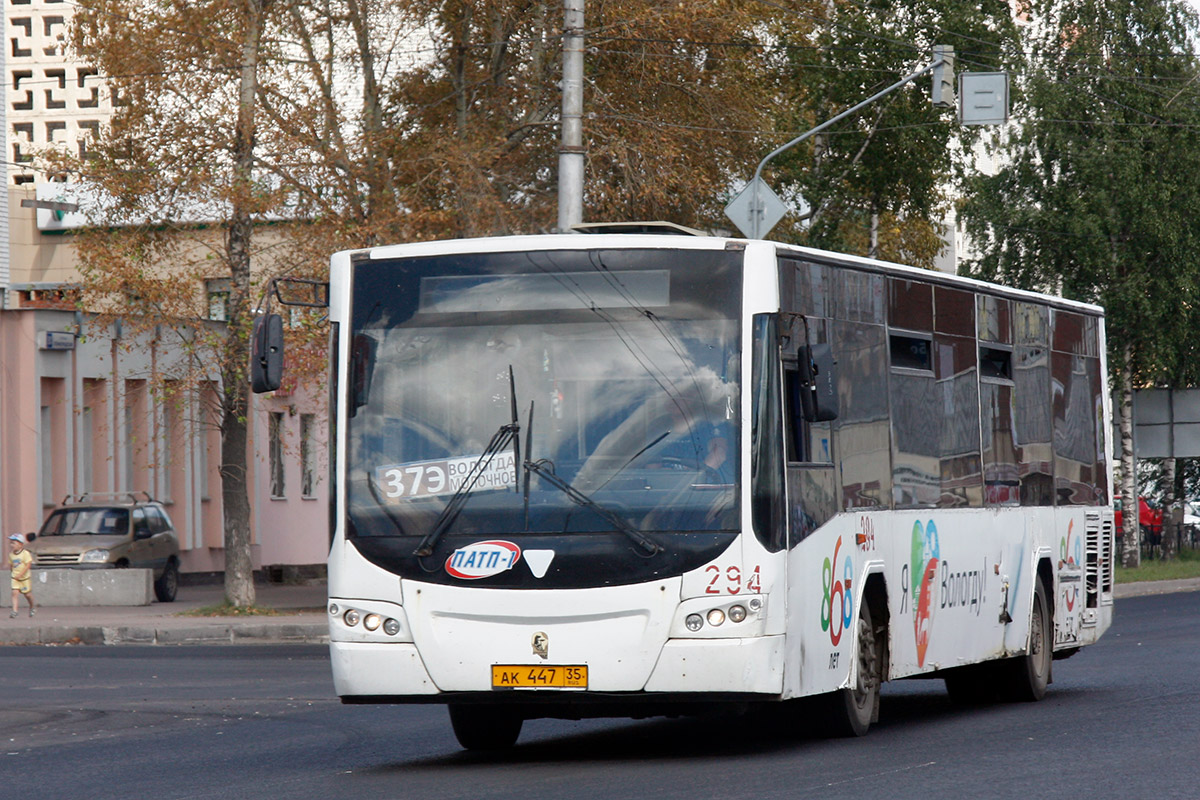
[1133,388,1200,458]
[959,72,1009,126]
[720,44,993,241]
[725,177,788,239]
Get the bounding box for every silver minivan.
[30,494,181,602]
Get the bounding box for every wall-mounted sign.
[38,330,76,350]
[32,184,88,231]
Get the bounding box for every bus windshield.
[347,247,742,541]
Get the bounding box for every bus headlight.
[728,604,747,623]
[328,603,340,616]
[383,618,401,636]
[685,613,704,632]
[343,609,361,627]
[363,614,382,631]
[706,608,725,626]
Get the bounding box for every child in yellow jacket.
[9,533,34,618]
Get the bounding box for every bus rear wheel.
[824,601,881,737]
[447,705,523,750]
[1000,577,1051,702]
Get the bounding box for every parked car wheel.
[155,560,179,602]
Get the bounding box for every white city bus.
[253,228,1115,749]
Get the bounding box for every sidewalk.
[2,576,1196,647]
[0,580,329,646]
[1113,576,1200,599]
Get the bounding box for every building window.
[41,406,53,505]
[198,429,209,501]
[124,380,148,492]
[201,382,218,501]
[162,401,174,500]
[300,413,316,497]
[124,405,134,491]
[81,407,94,494]
[269,411,285,498]
[206,278,231,322]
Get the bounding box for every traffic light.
[931,45,955,108]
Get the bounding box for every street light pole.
[557,0,585,232]
[748,50,952,238]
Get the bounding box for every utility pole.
[557,0,585,232]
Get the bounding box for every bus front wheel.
[824,601,881,737]
[448,704,523,750]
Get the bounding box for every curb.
[1,623,328,647]
[1113,578,1200,599]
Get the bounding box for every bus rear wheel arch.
[944,571,1052,704]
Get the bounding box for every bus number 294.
[705,564,762,595]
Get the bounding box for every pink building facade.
[1,3,329,576]
[0,214,330,577]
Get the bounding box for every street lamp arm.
[751,57,947,185]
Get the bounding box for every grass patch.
[177,603,282,617]
[1115,548,1200,584]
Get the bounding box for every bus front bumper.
[331,635,785,700]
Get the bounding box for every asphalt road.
[2,592,1198,800]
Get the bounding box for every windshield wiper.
[524,459,661,555]
[591,430,670,493]
[413,366,521,557]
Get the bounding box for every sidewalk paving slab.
[1,580,329,646]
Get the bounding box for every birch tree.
[61,0,284,606]
[957,0,1200,567]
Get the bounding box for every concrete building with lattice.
[1,3,329,582]
[7,0,106,188]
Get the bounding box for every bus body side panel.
[782,504,1113,699]
[782,512,873,700]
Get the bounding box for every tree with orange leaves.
[52,0,811,602]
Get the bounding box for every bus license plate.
[492,665,588,689]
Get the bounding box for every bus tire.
[448,705,523,750]
[824,600,881,737]
[1001,577,1051,702]
[943,663,998,705]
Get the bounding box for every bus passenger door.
[780,314,837,548]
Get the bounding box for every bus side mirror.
[798,343,838,422]
[250,314,284,394]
